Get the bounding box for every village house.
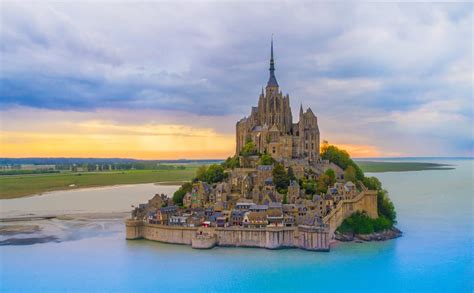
[243,211,268,228]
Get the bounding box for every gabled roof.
[269,124,280,132]
[269,202,282,209]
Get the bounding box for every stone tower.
[236,38,320,163]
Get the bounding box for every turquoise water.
[0,159,472,292]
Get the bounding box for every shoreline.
[334,227,403,242]
[0,181,183,201]
[0,211,130,222]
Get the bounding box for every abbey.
[126,40,391,252]
[236,40,320,162]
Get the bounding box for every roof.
[325,194,334,201]
[247,211,268,221]
[267,209,283,217]
[250,205,269,211]
[263,192,277,203]
[312,195,322,201]
[257,165,273,171]
[269,202,282,209]
[282,204,296,212]
[231,210,245,217]
[267,37,279,88]
[202,182,211,192]
[345,181,355,187]
[305,107,315,117]
[269,124,279,132]
[236,202,255,207]
[328,187,338,195]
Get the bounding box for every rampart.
[125,190,377,251]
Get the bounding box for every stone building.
[236,39,320,163]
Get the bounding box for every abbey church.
[236,40,320,163]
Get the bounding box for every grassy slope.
[0,168,197,199]
[355,161,454,173]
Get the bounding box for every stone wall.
[125,220,143,239]
[324,190,378,236]
[125,190,378,251]
[298,225,330,251]
[216,227,297,249]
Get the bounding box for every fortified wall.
[126,190,377,251]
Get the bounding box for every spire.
[267,35,279,87]
[300,104,303,116]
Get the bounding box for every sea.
[0,158,472,292]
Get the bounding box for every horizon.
[1,155,472,162]
[1,2,472,159]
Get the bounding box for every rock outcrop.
[334,227,402,242]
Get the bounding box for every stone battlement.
[125,189,377,251]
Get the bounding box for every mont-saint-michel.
[126,41,400,251]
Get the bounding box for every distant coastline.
[0,159,459,199]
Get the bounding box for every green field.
[0,168,197,199]
[355,161,454,173]
[1,161,455,199]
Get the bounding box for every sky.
[1,1,473,159]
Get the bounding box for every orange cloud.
[328,143,404,158]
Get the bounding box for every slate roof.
[257,165,273,171]
[250,205,269,212]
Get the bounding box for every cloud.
[0,2,472,157]
[0,107,235,159]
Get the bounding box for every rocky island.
[126,41,400,251]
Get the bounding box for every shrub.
[321,145,364,180]
[222,156,240,169]
[344,165,357,183]
[172,182,192,205]
[240,141,258,157]
[272,163,290,193]
[258,153,275,165]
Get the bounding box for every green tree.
[204,164,225,184]
[344,165,357,183]
[317,174,330,194]
[287,166,296,181]
[378,189,396,224]
[195,165,208,182]
[337,211,392,234]
[272,163,290,193]
[324,168,336,186]
[258,153,275,165]
[282,193,288,204]
[172,182,192,205]
[302,178,317,196]
[222,156,240,169]
[321,145,364,180]
[240,141,257,157]
[363,176,382,190]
